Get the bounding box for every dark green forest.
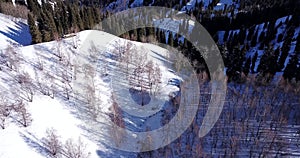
[1,0,299,84]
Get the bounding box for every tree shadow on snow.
[95,142,137,158]
[19,132,49,157]
[0,21,32,46]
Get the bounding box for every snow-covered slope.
[0,30,191,157]
[0,13,32,50]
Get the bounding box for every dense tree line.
[11,0,103,43]
[1,0,299,83]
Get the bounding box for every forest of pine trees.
[0,0,104,42]
[0,0,299,83]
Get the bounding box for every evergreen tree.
[238,27,247,44]
[251,28,258,47]
[247,25,255,41]
[243,57,251,76]
[68,4,77,30]
[283,54,298,81]
[93,7,101,24]
[257,46,275,75]
[41,29,51,42]
[138,27,146,42]
[258,31,265,44]
[87,7,95,29]
[168,32,173,47]
[28,13,42,44]
[278,29,294,71]
[27,0,40,16]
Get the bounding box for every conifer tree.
[283,54,298,81]
[27,0,40,16]
[68,4,77,30]
[278,35,293,71]
[168,32,173,47]
[28,13,42,44]
[243,57,251,76]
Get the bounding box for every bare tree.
[72,27,79,49]
[13,100,32,127]
[35,57,44,71]
[59,52,74,100]
[35,70,55,98]
[3,45,21,71]
[55,38,63,60]
[121,42,133,76]
[109,94,125,147]
[113,39,127,61]
[145,60,154,94]
[63,137,89,158]
[88,42,100,63]
[0,2,29,19]
[16,71,34,102]
[153,64,162,96]
[85,80,101,119]
[42,128,63,157]
[0,94,11,129]
[83,64,95,79]
[132,46,148,68]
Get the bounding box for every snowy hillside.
[0,30,195,157]
[217,15,300,74]
[0,13,32,50]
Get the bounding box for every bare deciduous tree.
[63,137,89,158]
[89,42,100,63]
[3,45,21,71]
[153,64,162,96]
[0,94,11,129]
[109,94,125,147]
[13,100,32,127]
[16,71,34,102]
[55,39,63,60]
[42,128,63,157]
[0,2,29,19]
[145,60,154,94]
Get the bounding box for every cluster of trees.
[0,33,79,129]
[0,96,32,129]
[136,5,300,85]
[138,77,300,157]
[27,0,102,43]
[112,40,162,96]
[0,46,34,129]
[42,128,89,158]
[105,0,299,85]
[0,1,28,19]
[2,0,299,84]
[221,14,300,84]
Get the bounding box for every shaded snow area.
[106,0,130,12]
[214,0,237,11]
[181,0,237,12]
[181,0,199,11]
[0,13,32,50]
[0,30,195,157]
[153,18,195,44]
[130,0,144,7]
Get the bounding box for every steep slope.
[0,30,189,157]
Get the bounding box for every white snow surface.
[0,30,191,157]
